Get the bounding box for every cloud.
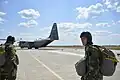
[0,12,6,24]
[103,0,120,12]
[92,32,120,45]
[117,20,120,23]
[0,12,6,16]
[96,22,110,27]
[107,20,120,25]
[93,30,112,36]
[76,7,89,19]
[18,9,40,20]
[76,0,120,19]
[95,30,112,34]
[88,3,104,14]
[104,0,118,10]
[18,20,38,28]
[7,32,11,35]
[107,33,120,44]
[76,3,104,19]
[109,33,120,36]
[114,20,120,24]
[116,6,120,12]
[4,0,8,4]
[112,20,116,25]
[58,22,92,31]
[19,33,32,36]
[0,17,4,24]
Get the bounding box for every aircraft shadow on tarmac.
[17,48,62,50]
[38,48,61,50]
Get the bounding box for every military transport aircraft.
[0,23,59,49]
[19,23,59,49]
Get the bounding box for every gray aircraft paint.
[18,23,59,49]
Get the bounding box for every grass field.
[106,46,120,50]
[48,45,120,50]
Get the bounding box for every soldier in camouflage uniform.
[80,32,103,80]
[1,36,19,80]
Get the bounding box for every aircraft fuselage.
[18,23,59,49]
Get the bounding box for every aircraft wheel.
[28,47,32,49]
[21,47,24,49]
[35,47,38,49]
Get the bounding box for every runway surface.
[16,47,120,80]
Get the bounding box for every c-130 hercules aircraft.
[18,23,59,49]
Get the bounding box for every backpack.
[0,44,6,66]
[93,45,119,76]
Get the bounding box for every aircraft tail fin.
[48,23,59,40]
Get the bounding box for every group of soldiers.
[0,36,19,80]
[0,33,103,80]
[0,32,118,80]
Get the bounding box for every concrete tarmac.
[16,47,120,80]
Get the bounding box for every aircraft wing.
[0,39,6,40]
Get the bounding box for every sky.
[0,0,120,45]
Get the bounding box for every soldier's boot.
[8,68,17,80]
[8,74,16,80]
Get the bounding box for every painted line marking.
[29,53,64,80]
[48,51,85,57]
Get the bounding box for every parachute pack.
[75,45,119,76]
[94,45,119,76]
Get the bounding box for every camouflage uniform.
[1,43,18,80]
[81,45,103,80]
